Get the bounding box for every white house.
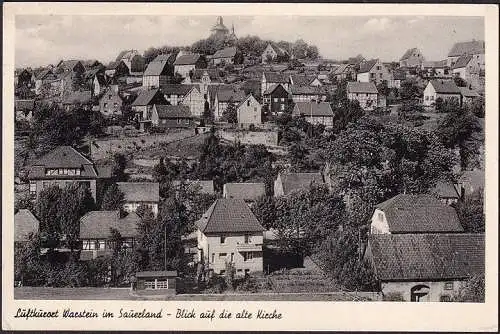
[117,182,160,218]
[346,82,380,111]
[261,43,289,63]
[356,59,393,85]
[236,94,262,126]
[214,87,246,120]
[180,85,205,118]
[195,199,265,276]
[423,80,461,107]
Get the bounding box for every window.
[430,96,434,100]
[244,235,251,244]
[230,253,234,262]
[425,96,429,101]
[144,280,155,289]
[237,269,243,272]
[444,282,454,290]
[243,252,254,261]
[440,295,451,302]
[114,102,118,108]
[273,98,278,102]
[377,212,383,221]
[247,100,250,106]
[177,119,181,124]
[211,253,215,263]
[379,73,383,78]
[29,181,37,196]
[280,104,285,111]
[219,253,227,259]
[254,107,257,112]
[376,66,381,70]
[108,95,112,99]
[281,98,285,102]
[185,119,189,125]
[220,236,226,244]
[156,280,169,289]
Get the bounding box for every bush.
[383,292,405,301]
[235,276,259,293]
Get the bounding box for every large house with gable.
[356,59,392,86]
[261,43,290,64]
[399,48,425,68]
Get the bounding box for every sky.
[15,15,484,68]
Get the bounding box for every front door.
[410,284,430,302]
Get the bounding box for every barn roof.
[263,72,288,83]
[154,105,192,119]
[293,102,333,117]
[429,80,461,94]
[448,40,485,57]
[174,54,202,65]
[223,182,266,201]
[212,46,238,59]
[346,82,378,94]
[358,59,378,73]
[131,88,163,106]
[117,182,160,203]
[80,211,141,239]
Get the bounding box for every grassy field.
[14,287,378,301]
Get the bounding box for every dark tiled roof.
[190,69,223,83]
[174,54,201,66]
[346,82,378,94]
[400,48,419,61]
[212,47,238,59]
[290,74,317,86]
[160,84,194,96]
[392,70,407,81]
[429,80,461,94]
[153,53,175,63]
[154,105,192,118]
[358,59,378,73]
[459,87,480,98]
[448,40,485,57]
[117,182,160,203]
[263,83,289,96]
[32,146,93,168]
[293,102,333,117]
[131,88,162,106]
[143,60,170,76]
[368,233,484,281]
[290,85,326,95]
[266,43,288,57]
[58,60,82,72]
[452,55,473,69]
[280,172,324,195]
[223,182,266,201]
[263,72,288,83]
[14,209,40,242]
[196,199,264,234]
[376,194,463,233]
[80,210,141,239]
[216,87,246,103]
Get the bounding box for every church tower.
[211,16,229,38]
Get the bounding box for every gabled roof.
[429,80,461,94]
[80,211,141,239]
[332,63,352,75]
[116,50,140,62]
[263,83,288,96]
[212,46,238,59]
[161,84,196,96]
[368,233,484,281]
[143,60,170,76]
[117,182,160,203]
[290,85,326,95]
[154,105,192,118]
[195,199,264,234]
[358,59,378,73]
[153,53,175,63]
[293,102,333,117]
[290,74,317,86]
[32,146,93,168]
[174,54,202,66]
[376,194,463,233]
[400,47,419,61]
[448,40,485,57]
[459,87,480,98]
[131,88,163,106]
[35,69,54,80]
[15,209,40,242]
[236,94,261,110]
[279,172,324,195]
[223,182,266,201]
[216,87,246,103]
[58,60,83,72]
[190,69,223,83]
[346,81,378,94]
[452,55,473,69]
[263,72,288,83]
[265,43,289,57]
[62,90,92,105]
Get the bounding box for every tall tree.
[101,183,125,211]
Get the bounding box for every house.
[56,60,86,77]
[180,85,205,118]
[261,43,290,63]
[173,54,207,78]
[117,182,160,217]
[195,198,265,276]
[34,69,60,96]
[292,102,333,128]
[105,60,130,78]
[356,59,392,86]
[131,88,168,130]
[160,84,194,105]
[346,82,379,111]
[14,209,40,244]
[290,85,327,103]
[289,74,322,87]
[183,69,224,97]
[223,182,266,203]
[389,70,406,89]
[431,181,460,205]
[332,64,356,81]
[211,46,242,66]
[16,68,33,88]
[99,85,124,118]
[236,94,262,126]
[28,146,111,200]
[370,194,464,234]
[262,84,289,114]
[421,60,451,78]
[423,80,461,107]
[135,271,177,293]
[84,68,107,96]
[116,50,145,73]
[15,99,35,122]
[365,233,484,302]
[80,210,141,260]
[274,172,324,197]
[459,86,481,105]
[62,90,92,110]
[447,40,485,68]
[261,72,289,97]
[214,87,246,120]
[150,104,194,129]
[172,179,215,195]
[142,59,174,89]
[399,48,425,68]
[451,55,482,83]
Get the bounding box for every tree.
[399,78,422,101]
[15,233,44,286]
[101,183,125,210]
[221,100,238,124]
[455,190,484,233]
[376,80,391,98]
[252,195,276,229]
[112,153,128,181]
[36,185,63,246]
[451,275,485,302]
[453,76,468,87]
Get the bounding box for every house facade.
[399,48,425,68]
[357,59,392,85]
[116,50,146,73]
[117,182,160,217]
[447,40,485,69]
[261,43,290,63]
[346,82,379,111]
[261,72,289,97]
[180,86,205,118]
[142,60,173,89]
[99,85,123,118]
[290,85,327,103]
[236,94,262,125]
[262,84,289,114]
[214,87,246,120]
[332,64,356,81]
[174,54,207,78]
[151,104,194,129]
[131,89,168,130]
[183,69,223,97]
[161,84,194,106]
[423,80,461,107]
[196,199,265,276]
[211,46,242,66]
[292,102,334,128]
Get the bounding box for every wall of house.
[370,209,390,234]
[237,97,262,125]
[347,92,378,110]
[143,75,160,89]
[381,280,464,302]
[123,201,158,217]
[156,117,194,129]
[423,83,436,106]
[175,64,196,78]
[181,88,204,117]
[304,116,333,128]
[100,91,123,117]
[261,45,278,63]
[292,94,321,103]
[274,175,284,197]
[198,231,264,275]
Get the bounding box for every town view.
[13,15,485,302]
